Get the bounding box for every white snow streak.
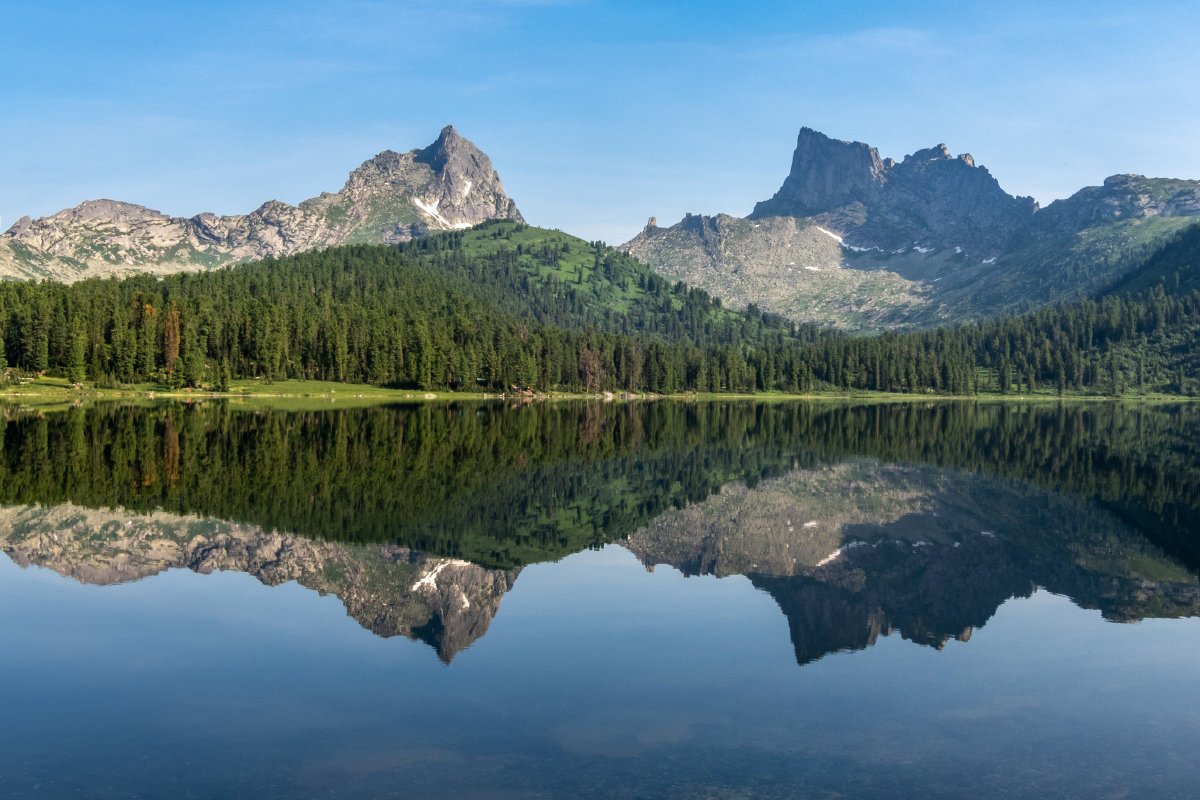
[413,197,449,227]
[416,196,472,230]
[815,226,844,243]
[410,559,473,592]
[814,549,843,567]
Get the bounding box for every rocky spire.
[750,126,1037,253]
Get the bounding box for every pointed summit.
[0,126,523,281]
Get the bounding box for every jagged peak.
[0,125,522,280]
[905,144,953,163]
[751,125,1036,252]
[416,124,487,174]
[65,199,164,221]
[3,215,33,236]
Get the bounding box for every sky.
[3,0,1199,244]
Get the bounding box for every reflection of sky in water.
[1,544,1198,799]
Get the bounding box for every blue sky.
[3,0,1198,243]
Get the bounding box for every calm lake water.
[0,399,1197,798]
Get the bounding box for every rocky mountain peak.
[1036,172,1200,233]
[415,124,467,170]
[752,128,888,219]
[750,126,1037,254]
[905,144,953,163]
[0,126,523,281]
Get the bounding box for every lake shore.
[0,376,1194,409]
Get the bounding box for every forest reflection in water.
[1,398,1196,664]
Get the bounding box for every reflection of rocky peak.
[0,126,523,281]
[0,504,518,662]
[626,462,1200,666]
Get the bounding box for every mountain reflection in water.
[1,398,1196,665]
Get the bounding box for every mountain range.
[0,125,522,282]
[622,127,1200,329]
[2,122,1199,334]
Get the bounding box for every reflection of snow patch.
[410,559,473,592]
[914,540,930,547]
[815,226,844,243]
[844,244,879,253]
[954,246,962,254]
[914,246,934,254]
[982,257,997,265]
[980,530,995,537]
[814,549,842,567]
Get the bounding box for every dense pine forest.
[0,220,1197,396]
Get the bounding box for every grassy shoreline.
[0,376,1194,408]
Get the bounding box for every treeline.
[0,231,802,393]
[1,401,1196,569]
[792,283,1200,395]
[0,222,1196,395]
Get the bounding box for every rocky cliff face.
[0,125,523,282]
[624,127,1200,330]
[751,128,1037,254]
[0,503,519,662]
[623,461,1200,666]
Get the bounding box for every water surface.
[0,400,1197,798]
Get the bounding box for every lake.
[0,399,1197,798]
